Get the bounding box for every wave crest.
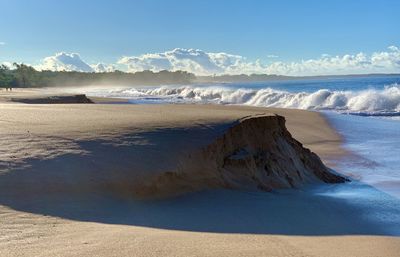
[94,84,400,115]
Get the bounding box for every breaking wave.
[91,84,400,116]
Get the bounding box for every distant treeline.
[1,63,399,88]
[0,64,196,88]
[0,64,314,88]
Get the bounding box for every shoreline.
[0,91,399,257]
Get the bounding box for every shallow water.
[326,112,400,199]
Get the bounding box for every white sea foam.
[86,84,400,116]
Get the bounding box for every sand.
[0,89,398,257]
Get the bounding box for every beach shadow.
[0,128,400,236]
[1,181,400,236]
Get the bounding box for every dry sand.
[0,89,398,257]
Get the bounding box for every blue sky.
[0,0,399,75]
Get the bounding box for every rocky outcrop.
[135,114,348,198]
[11,94,93,104]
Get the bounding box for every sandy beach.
[0,90,399,257]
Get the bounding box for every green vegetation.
[0,64,196,88]
[2,64,398,89]
[0,65,16,88]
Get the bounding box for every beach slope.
[0,98,398,257]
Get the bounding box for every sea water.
[84,75,400,116]
[326,112,400,198]
[80,75,400,235]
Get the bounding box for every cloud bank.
[265,46,400,76]
[34,46,400,76]
[118,47,400,76]
[35,52,94,72]
[34,52,115,73]
[117,48,266,76]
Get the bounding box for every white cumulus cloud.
[35,53,116,73]
[117,48,265,76]
[91,63,115,73]
[1,62,13,69]
[265,46,400,76]
[35,52,94,72]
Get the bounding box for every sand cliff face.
[135,114,347,198]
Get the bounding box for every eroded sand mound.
[135,114,347,198]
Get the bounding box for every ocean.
[84,75,400,116]
[79,75,400,235]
